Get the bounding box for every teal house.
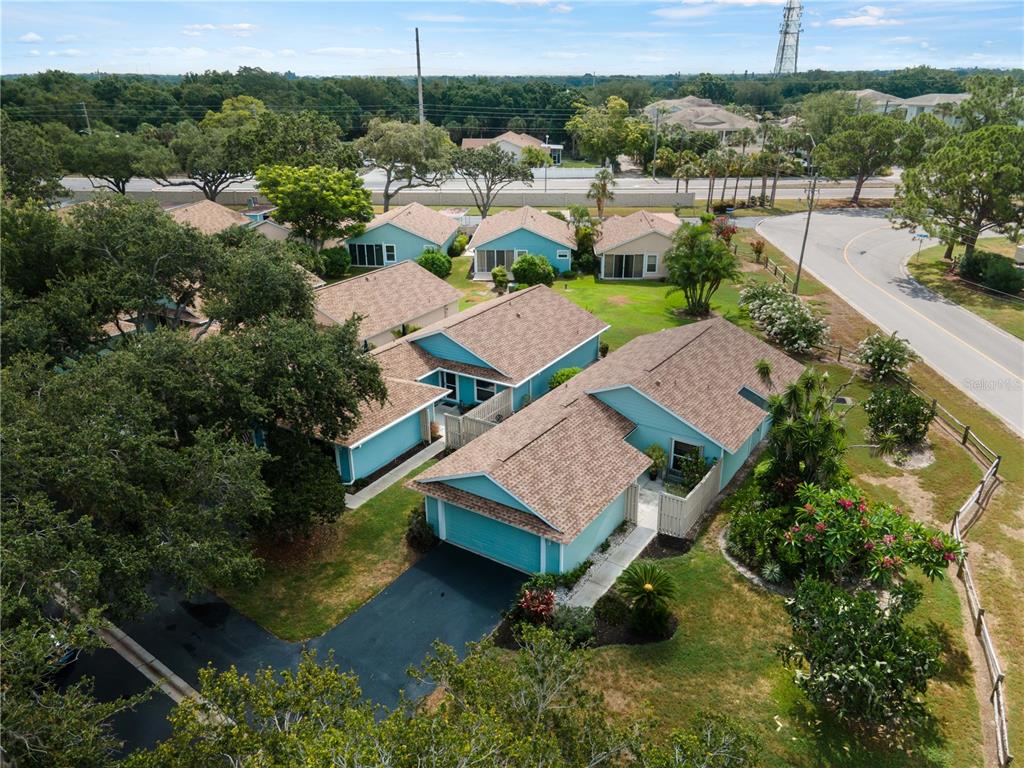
[408,318,805,574]
[468,206,575,279]
[328,284,608,485]
[344,203,460,267]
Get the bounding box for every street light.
[792,133,817,296]
[544,133,549,194]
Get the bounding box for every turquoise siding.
[439,499,541,573]
[414,333,495,370]
[337,408,425,483]
[438,475,533,514]
[476,228,573,274]
[346,222,457,263]
[515,335,601,408]
[543,538,561,575]
[562,491,626,571]
[425,496,439,528]
[721,414,771,489]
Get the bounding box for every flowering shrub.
[728,481,961,586]
[739,281,829,354]
[712,216,738,245]
[855,331,918,381]
[863,386,936,447]
[749,237,767,261]
[516,588,556,625]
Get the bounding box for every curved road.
[757,211,1024,436]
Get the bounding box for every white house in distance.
[643,96,758,143]
[849,89,970,126]
[462,131,563,165]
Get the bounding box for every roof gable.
[468,206,575,250]
[595,211,679,253]
[363,202,459,245]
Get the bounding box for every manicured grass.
[448,254,499,310]
[221,461,435,641]
[589,518,982,767]
[559,159,599,168]
[906,240,1024,340]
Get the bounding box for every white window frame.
[645,254,658,273]
[440,371,458,401]
[475,379,496,402]
[670,439,702,472]
[385,244,397,262]
[515,249,528,258]
[422,244,434,252]
[556,249,571,261]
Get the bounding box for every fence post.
[962,425,972,446]
[975,607,985,636]
[837,345,843,363]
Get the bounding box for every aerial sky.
[2,0,1021,77]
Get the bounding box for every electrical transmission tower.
[772,0,803,76]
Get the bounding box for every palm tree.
[701,150,725,212]
[673,151,701,194]
[587,168,616,219]
[729,127,756,201]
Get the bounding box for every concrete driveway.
[87,544,523,753]
[757,211,1024,435]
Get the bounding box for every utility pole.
[79,101,92,134]
[793,133,817,296]
[651,109,661,181]
[544,133,549,193]
[415,28,425,125]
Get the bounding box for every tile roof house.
[460,131,561,164]
[849,90,970,125]
[408,318,804,574]
[467,206,575,279]
[166,199,252,235]
[343,203,461,268]
[313,261,462,348]
[594,211,680,280]
[325,284,608,484]
[643,98,758,140]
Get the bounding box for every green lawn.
[906,239,1024,340]
[221,461,434,641]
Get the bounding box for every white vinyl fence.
[657,462,722,539]
[443,389,514,451]
[623,483,640,524]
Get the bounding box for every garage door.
[441,501,541,573]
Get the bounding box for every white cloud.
[552,3,573,12]
[828,5,901,27]
[679,0,785,4]
[404,13,468,22]
[56,34,78,43]
[125,46,209,59]
[18,32,43,42]
[310,46,406,57]
[813,45,833,52]
[652,5,715,20]
[231,46,274,59]
[278,48,297,57]
[884,35,916,43]
[46,48,84,57]
[28,49,40,56]
[181,23,257,38]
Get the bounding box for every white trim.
[422,243,434,252]
[645,253,658,273]
[440,370,459,401]
[417,367,511,389]
[339,392,448,448]
[418,471,564,533]
[475,379,497,402]
[585,383,728,451]
[558,543,564,573]
[438,500,447,540]
[539,537,546,572]
[384,243,397,262]
[556,249,571,261]
[470,224,575,252]
[347,445,356,485]
[515,249,528,257]
[670,438,704,469]
[362,213,456,247]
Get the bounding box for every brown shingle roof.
[409,318,804,541]
[335,377,447,447]
[167,200,251,235]
[595,210,680,252]
[404,285,608,383]
[371,339,513,385]
[468,206,575,250]
[364,203,460,246]
[314,261,461,342]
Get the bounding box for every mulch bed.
[638,534,693,559]
[492,606,678,650]
[348,439,435,492]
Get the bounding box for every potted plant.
[644,444,667,480]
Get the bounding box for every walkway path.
[757,211,1024,436]
[345,440,446,509]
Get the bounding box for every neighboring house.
[594,210,679,280]
[313,261,462,348]
[849,90,970,126]
[467,206,575,279]
[241,203,278,222]
[249,218,292,242]
[166,199,252,235]
[323,284,607,485]
[462,131,562,165]
[344,203,460,268]
[643,96,758,142]
[407,318,804,574]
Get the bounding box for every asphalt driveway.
[757,211,1024,435]
[85,544,524,753]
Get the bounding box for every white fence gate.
[657,462,722,538]
[624,483,640,524]
[443,389,514,451]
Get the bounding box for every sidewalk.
[345,440,446,509]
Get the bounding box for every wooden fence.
[657,462,722,538]
[624,483,639,525]
[951,457,1013,766]
[443,389,514,451]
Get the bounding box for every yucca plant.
[618,561,676,638]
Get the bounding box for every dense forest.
[3,65,1020,142]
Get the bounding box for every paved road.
[60,174,896,200]
[81,544,523,754]
[757,211,1024,436]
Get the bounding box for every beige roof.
[468,206,575,250]
[850,89,901,106]
[461,131,545,150]
[166,200,251,235]
[409,318,804,541]
[404,285,608,383]
[371,338,513,385]
[336,378,447,447]
[901,92,969,107]
[314,261,461,342]
[364,203,459,246]
[644,99,758,134]
[595,210,679,253]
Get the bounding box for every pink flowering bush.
[516,588,556,625]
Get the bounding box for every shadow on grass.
[928,620,972,687]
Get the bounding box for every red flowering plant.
[783,483,962,586]
[516,587,556,625]
[711,216,739,245]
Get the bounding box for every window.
[441,371,458,401]
[556,249,571,261]
[422,244,433,252]
[605,253,645,279]
[385,244,396,262]
[348,243,384,267]
[477,249,515,273]
[646,254,658,273]
[475,380,496,402]
[671,439,701,472]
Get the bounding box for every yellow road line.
[841,227,1023,383]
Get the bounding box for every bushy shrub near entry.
[511,253,555,287]
[417,249,453,279]
[855,331,918,381]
